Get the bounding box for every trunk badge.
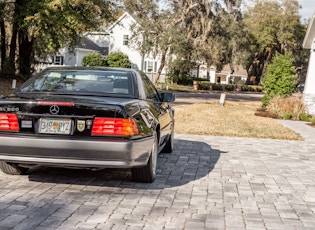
[49,105,59,115]
[77,120,86,132]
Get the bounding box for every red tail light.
[0,113,19,132]
[92,117,139,136]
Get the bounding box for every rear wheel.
[0,161,28,175]
[132,132,158,183]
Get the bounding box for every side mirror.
[160,92,175,102]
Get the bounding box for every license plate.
[39,118,72,135]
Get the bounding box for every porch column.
[304,38,315,115]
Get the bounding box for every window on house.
[147,61,153,72]
[123,35,129,46]
[154,61,157,73]
[53,56,64,65]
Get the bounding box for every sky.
[298,0,315,22]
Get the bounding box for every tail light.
[92,117,139,136]
[0,113,19,132]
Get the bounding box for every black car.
[0,67,175,182]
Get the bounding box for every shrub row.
[194,81,263,92]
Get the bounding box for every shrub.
[299,113,310,121]
[82,52,105,66]
[177,74,193,85]
[199,82,210,90]
[254,86,263,92]
[225,84,235,91]
[106,52,131,68]
[211,83,223,90]
[241,85,249,91]
[262,53,296,107]
[267,95,305,120]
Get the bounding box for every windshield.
[18,69,133,96]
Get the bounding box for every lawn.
[174,101,303,140]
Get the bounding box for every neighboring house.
[193,64,247,84]
[215,65,247,84]
[45,12,166,83]
[303,13,315,115]
[37,36,108,71]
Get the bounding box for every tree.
[243,0,306,85]
[106,51,131,68]
[0,0,116,77]
[125,0,222,83]
[82,52,105,66]
[262,53,296,107]
[125,0,253,83]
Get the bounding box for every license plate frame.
[38,118,72,135]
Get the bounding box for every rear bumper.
[0,135,154,168]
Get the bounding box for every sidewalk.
[278,119,315,142]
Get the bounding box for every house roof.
[77,36,109,56]
[220,64,247,77]
[303,13,315,49]
[107,12,138,31]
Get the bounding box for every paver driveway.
[0,120,315,230]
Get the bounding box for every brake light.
[92,117,139,136]
[37,101,74,106]
[0,113,19,131]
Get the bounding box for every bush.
[106,52,131,68]
[199,82,210,90]
[225,84,235,91]
[211,83,223,90]
[266,95,305,120]
[177,75,193,85]
[299,113,310,121]
[81,52,105,66]
[262,53,296,107]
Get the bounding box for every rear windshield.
[18,69,132,96]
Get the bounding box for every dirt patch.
[0,78,23,96]
[254,108,278,119]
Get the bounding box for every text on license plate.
[39,118,72,134]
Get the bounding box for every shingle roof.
[77,36,109,56]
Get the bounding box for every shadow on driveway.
[27,139,227,189]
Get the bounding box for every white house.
[47,12,166,83]
[104,12,166,82]
[303,13,315,115]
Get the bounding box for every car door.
[140,74,173,145]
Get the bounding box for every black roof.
[77,36,109,56]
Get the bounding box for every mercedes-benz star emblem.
[49,105,60,115]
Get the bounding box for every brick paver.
[1,120,315,229]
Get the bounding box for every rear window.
[19,69,132,95]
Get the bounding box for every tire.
[0,161,28,175]
[132,132,158,183]
[162,123,174,153]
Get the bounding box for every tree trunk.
[18,30,33,77]
[153,45,169,83]
[7,26,17,74]
[7,0,24,75]
[259,47,274,85]
[0,18,5,70]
